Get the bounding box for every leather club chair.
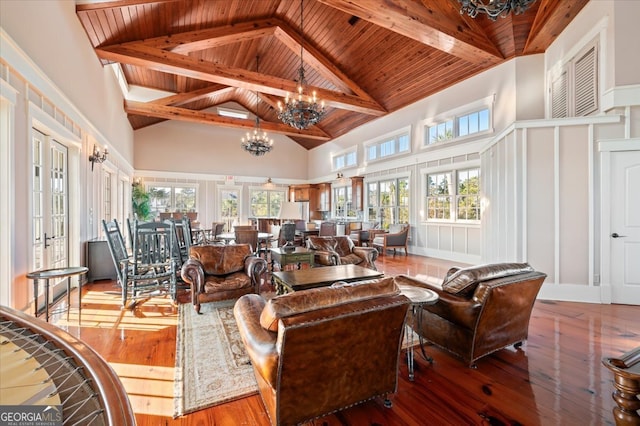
[180,244,267,313]
[233,277,410,426]
[395,262,546,367]
[307,235,378,270]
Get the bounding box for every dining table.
[216,232,274,245]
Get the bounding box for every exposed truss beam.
[97,44,386,115]
[124,100,331,140]
[316,0,504,66]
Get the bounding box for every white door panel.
[610,150,640,305]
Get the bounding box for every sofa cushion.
[189,244,251,276]
[442,262,535,297]
[259,276,398,331]
[340,253,363,265]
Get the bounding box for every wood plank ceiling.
[75,0,588,150]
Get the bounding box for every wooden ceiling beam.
[150,85,234,107]
[124,100,331,140]
[316,0,504,66]
[273,24,374,101]
[523,0,590,54]
[75,0,176,12]
[137,18,377,103]
[97,44,387,115]
[140,19,279,53]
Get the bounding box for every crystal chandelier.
[242,56,274,156]
[277,0,326,130]
[458,0,537,21]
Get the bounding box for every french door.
[31,129,69,301]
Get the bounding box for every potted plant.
[132,184,152,221]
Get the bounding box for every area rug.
[174,300,258,417]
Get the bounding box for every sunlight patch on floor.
[110,362,175,417]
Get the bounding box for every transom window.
[332,149,357,171]
[250,189,286,218]
[366,127,411,162]
[425,108,490,145]
[425,168,480,222]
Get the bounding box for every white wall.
[1,1,135,310]
[134,120,309,179]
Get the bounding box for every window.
[366,177,409,229]
[103,170,112,223]
[250,189,286,218]
[332,149,357,171]
[365,127,411,162]
[147,184,197,218]
[550,38,598,118]
[425,108,490,145]
[219,187,240,232]
[456,169,480,220]
[333,185,353,219]
[426,168,480,222]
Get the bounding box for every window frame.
[364,175,410,230]
[422,95,494,148]
[332,147,358,171]
[249,187,287,218]
[364,126,412,163]
[423,166,481,224]
[146,182,198,219]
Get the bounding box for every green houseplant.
[132,184,152,221]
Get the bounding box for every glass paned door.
[31,129,69,302]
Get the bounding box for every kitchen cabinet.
[316,183,331,212]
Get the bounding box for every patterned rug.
[174,300,258,417]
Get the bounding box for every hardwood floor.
[48,254,639,425]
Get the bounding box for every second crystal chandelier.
[242,56,274,156]
[277,0,326,130]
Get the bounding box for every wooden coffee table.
[272,264,383,295]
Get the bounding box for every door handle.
[44,233,53,248]
[611,233,627,238]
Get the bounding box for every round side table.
[398,283,439,381]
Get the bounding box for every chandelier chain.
[241,55,274,156]
[277,0,326,130]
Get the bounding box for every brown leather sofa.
[233,277,410,426]
[395,262,546,367]
[180,244,267,313]
[307,235,378,270]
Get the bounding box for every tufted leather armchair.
[181,244,267,313]
[395,263,546,367]
[233,277,410,426]
[307,235,378,270]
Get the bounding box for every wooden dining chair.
[235,229,259,254]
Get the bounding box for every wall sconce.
[336,172,344,179]
[88,144,108,171]
[132,177,142,187]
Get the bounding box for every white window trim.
[331,146,358,171]
[248,186,287,218]
[146,182,199,214]
[420,162,481,224]
[364,125,412,164]
[421,95,495,148]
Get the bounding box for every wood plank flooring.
[48,254,639,425]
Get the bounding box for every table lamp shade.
[279,202,302,221]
